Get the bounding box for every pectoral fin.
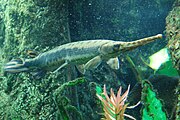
[83,56,102,73]
[106,57,119,70]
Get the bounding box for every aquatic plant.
[53,77,86,120]
[141,81,167,120]
[53,77,86,97]
[96,85,137,120]
[140,47,179,76]
[156,59,179,77]
[55,96,83,120]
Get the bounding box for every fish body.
[4,34,162,74]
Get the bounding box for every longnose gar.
[4,34,162,74]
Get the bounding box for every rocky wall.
[166,0,180,71]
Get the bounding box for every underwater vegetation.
[148,75,179,120]
[95,74,178,120]
[141,81,167,120]
[0,0,179,120]
[126,54,179,120]
[141,47,179,76]
[54,77,86,120]
[95,73,179,120]
[96,85,136,120]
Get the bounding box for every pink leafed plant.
[97,85,139,120]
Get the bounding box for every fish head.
[100,41,122,57]
[100,34,162,58]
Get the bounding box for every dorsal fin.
[27,50,39,58]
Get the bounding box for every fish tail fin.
[4,58,29,73]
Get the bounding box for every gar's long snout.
[119,34,162,52]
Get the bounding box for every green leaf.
[142,82,167,120]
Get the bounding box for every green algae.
[156,59,179,76]
[53,77,86,98]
